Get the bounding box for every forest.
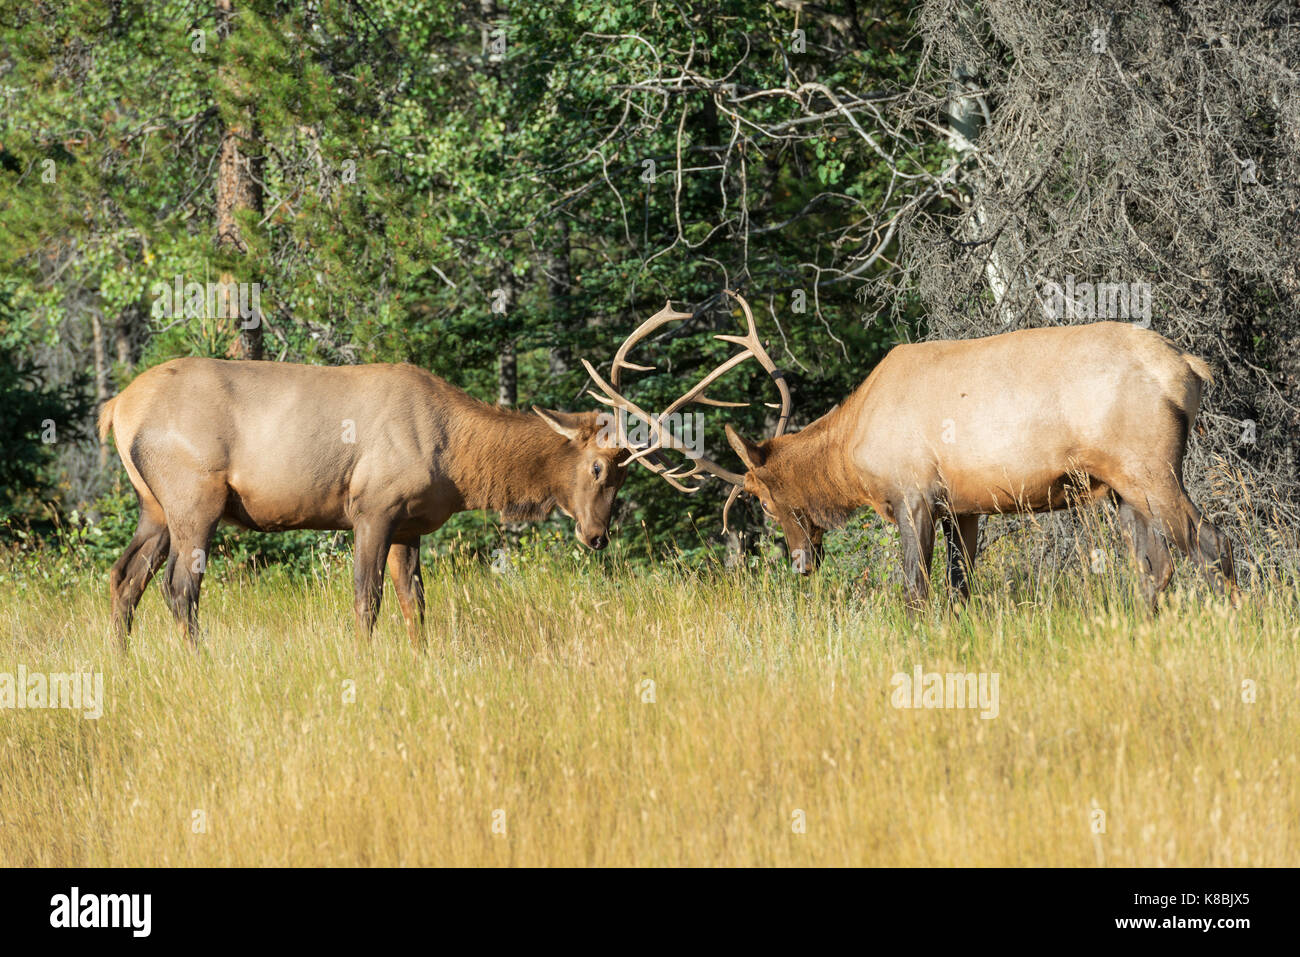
[2,0,1296,578]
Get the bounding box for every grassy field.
[1,530,1297,867]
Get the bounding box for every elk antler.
[580,291,794,529]
[579,301,712,493]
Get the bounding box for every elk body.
[721,322,1241,609]
[98,358,628,647]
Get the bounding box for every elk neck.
[444,401,578,522]
[762,407,864,529]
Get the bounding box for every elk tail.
[1176,353,1214,432]
[1182,353,1213,386]
[97,395,119,443]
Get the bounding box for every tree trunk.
[215,0,264,360]
[480,0,504,59]
[492,259,518,406]
[546,219,574,377]
[480,1,515,405]
[945,6,1014,326]
[90,308,110,468]
[497,341,517,407]
[114,304,137,371]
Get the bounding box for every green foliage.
[0,284,91,527]
[0,0,929,567]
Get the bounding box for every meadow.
[1,518,1297,867]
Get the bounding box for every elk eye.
[592,462,603,479]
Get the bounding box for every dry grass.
[1,540,1297,867]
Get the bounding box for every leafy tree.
[0,0,928,565]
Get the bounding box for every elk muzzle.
[784,524,825,575]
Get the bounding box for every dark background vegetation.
[1,0,1295,578]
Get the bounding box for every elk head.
[531,408,630,550]
[581,290,796,560]
[722,424,825,573]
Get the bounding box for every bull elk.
[98,359,633,647]
[593,294,1242,611]
[99,296,793,649]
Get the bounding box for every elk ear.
[533,406,585,441]
[724,424,766,471]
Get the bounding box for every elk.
[592,295,1241,611]
[98,359,632,648]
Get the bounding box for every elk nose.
[589,533,608,550]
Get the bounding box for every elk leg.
[386,538,426,649]
[109,507,170,649]
[1116,498,1172,612]
[1109,477,1240,608]
[942,513,980,603]
[897,497,936,611]
[353,520,394,642]
[160,483,225,646]
[1159,489,1241,607]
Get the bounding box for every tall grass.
[1,516,1295,867]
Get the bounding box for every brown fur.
[727,322,1240,610]
[100,358,627,647]
[751,408,861,530]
